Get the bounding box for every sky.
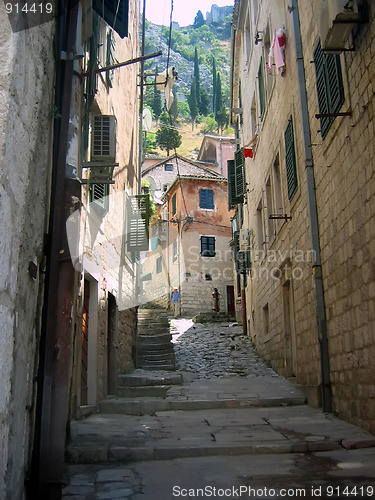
[143,0,234,27]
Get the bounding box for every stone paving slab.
[67,405,375,464]
[64,450,375,499]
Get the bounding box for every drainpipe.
[290,0,332,412]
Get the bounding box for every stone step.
[137,364,177,371]
[117,370,182,387]
[137,354,175,362]
[117,385,170,398]
[137,334,172,343]
[97,393,307,415]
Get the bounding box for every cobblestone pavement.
[171,319,276,378]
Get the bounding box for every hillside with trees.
[142,5,234,157]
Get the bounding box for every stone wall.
[301,0,375,433]
[233,0,375,433]
[0,10,55,499]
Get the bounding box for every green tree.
[194,47,201,109]
[151,65,163,123]
[216,105,228,134]
[212,57,217,114]
[178,101,190,120]
[157,125,182,156]
[199,89,210,116]
[188,77,199,130]
[214,72,223,122]
[193,10,205,28]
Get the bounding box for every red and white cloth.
[267,28,286,75]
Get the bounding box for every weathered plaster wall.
[0,9,55,499]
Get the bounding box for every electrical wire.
[166,0,174,75]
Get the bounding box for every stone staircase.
[136,308,176,371]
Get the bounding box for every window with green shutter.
[314,39,345,138]
[171,193,177,215]
[234,148,245,199]
[258,57,266,119]
[228,151,246,207]
[284,116,298,201]
[90,183,109,210]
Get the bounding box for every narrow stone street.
[63,319,375,499]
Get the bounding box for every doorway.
[107,293,117,395]
[81,280,90,405]
[283,279,297,377]
[227,285,235,314]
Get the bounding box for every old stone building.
[1,0,144,497]
[141,154,235,315]
[0,8,56,499]
[230,0,374,433]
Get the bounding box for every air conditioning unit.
[91,114,116,161]
[320,0,360,53]
[239,228,250,250]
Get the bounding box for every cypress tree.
[212,57,217,114]
[194,48,201,110]
[188,77,199,130]
[215,72,223,122]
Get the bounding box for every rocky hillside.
[143,5,233,108]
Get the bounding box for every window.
[273,154,283,215]
[266,178,274,240]
[164,163,173,172]
[205,274,212,281]
[156,256,162,273]
[171,193,176,215]
[258,58,266,119]
[172,240,177,262]
[314,39,345,138]
[199,189,214,209]
[106,29,115,87]
[90,183,109,210]
[284,116,298,201]
[201,236,215,257]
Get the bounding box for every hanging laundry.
[268,28,286,76]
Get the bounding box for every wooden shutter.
[200,189,214,209]
[234,148,245,200]
[314,40,345,138]
[284,117,298,201]
[227,159,237,208]
[127,194,150,252]
[93,0,129,38]
[234,230,240,272]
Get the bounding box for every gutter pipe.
[290,0,332,412]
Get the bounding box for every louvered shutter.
[314,41,330,138]
[199,189,206,208]
[284,117,298,201]
[227,159,237,208]
[314,40,345,139]
[93,0,129,38]
[234,230,240,272]
[234,148,245,200]
[127,194,150,252]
